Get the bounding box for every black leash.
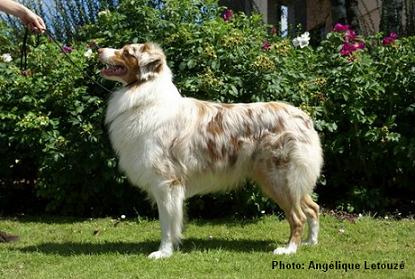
[45,29,113,93]
[19,28,28,71]
[20,28,112,94]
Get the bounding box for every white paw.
[273,246,297,255]
[302,239,318,246]
[148,250,173,259]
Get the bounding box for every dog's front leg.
[148,201,174,259]
[148,182,185,259]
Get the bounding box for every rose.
[262,40,271,51]
[340,41,365,56]
[345,30,357,42]
[222,9,233,22]
[292,32,310,48]
[333,23,350,32]
[84,49,93,58]
[1,53,12,63]
[62,45,73,53]
[383,32,398,45]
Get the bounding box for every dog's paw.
[273,246,297,255]
[302,239,318,246]
[148,250,173,259]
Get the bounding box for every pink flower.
[62,45,73,53]
[223,9,233,22]
[383,32,398,45]
[345,30,357,42]
[333,23,350,32]
[340,42,356,56]
[389,32,398,40]
[262,40,271,51]
[340,41,365,56]
[383,37,394,45]
[353,41,365,50]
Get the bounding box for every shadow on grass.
[15,238,278,256]
[6,216,274,225]
[190,217,272,227]
[1,216,101,224]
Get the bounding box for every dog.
[98,43,323,259]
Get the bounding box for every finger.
[27,22,35,31]
[29,23,45,34]
[37,17,46,30]
[34,18,46,33]
[28,23,39,33]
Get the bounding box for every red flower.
[345,30,357,42]
[353,41,365,50]
[223,9,233,22]
[389,32,398,39]
[340,43,356,56]
[334,23,365,57]
[262,40,271,51]
[383,32,398,45]
[333,23,350,32]
[340,41,365,56]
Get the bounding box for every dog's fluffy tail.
[287,130,322,203]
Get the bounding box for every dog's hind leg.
[274,203,307,255]
[148,180,185,259]
[254,143,319,254]
[301,194,319,245]
[268,185,307,255]
[254,167,306,255]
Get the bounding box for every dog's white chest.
[105,86,182,188]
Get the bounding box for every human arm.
[0,0,46,32]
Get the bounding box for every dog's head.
[98,43,166,85]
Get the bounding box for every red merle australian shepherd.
[98,43,323,259]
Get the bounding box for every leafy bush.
[0,0,414,216]
[305,32,415,213]
[0,22,152,216]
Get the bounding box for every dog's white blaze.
[99,48,117,64]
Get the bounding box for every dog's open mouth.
[101,63,127,76]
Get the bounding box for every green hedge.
[0,0,414,216]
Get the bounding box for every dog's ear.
[137,43,165,81]
[138,54,163,81]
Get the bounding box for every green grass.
[0,215,414,279]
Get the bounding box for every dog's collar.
[125,79,140,88]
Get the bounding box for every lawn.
[0,214,414,279]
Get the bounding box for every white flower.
[121,214,126,219]
[98,10,110,17]
[260,210,265,214]
[84,48,93,58]
[292,32,310,48]
[1,53,12,63]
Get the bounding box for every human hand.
[18,7,46,33]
